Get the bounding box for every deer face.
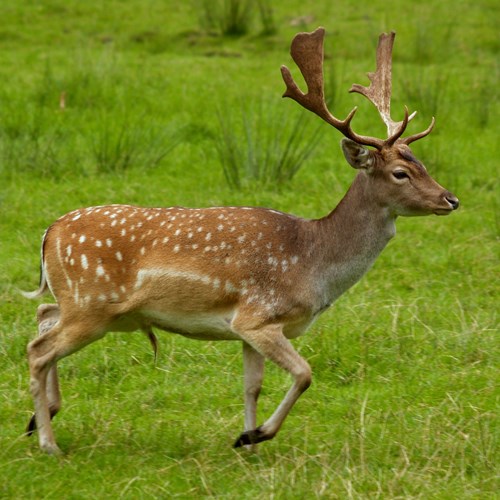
[342,139,459,217]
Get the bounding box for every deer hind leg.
[26,304,61,436]
[242,342,265,450]
[233,324,311,448]
[27,314,106,455]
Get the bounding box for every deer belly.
[139,309,240,340]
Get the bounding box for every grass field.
[0,0,498,497]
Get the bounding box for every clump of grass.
[88,111,183,174]
[197,0,276,37]
[0,89,69,178]
[198,0,252,36]
[216,98,323,189]
[256,0,277,36]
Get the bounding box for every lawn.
[0,0,498,497]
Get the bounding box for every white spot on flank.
[173,244,180,253]
[96,265,105,277]
[72,213,81,221]
[162,237,169,244]
[205,232,212,241]
[66,245,72,256]
[291,256,299,265]
[217,224,224,231]
[96,240,102,247]
[140,247,146,255]
[116,251,123,261]
[121,229,126,236]
[79,235,86,243]
[81,254,88,269]
[106,239,113,247]
[69,258,75,266]
[175,229,181,236]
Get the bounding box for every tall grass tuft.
[197,0,276,37]
[89,111,183,174]
[216,98,323,189]
[0,90,67,178]
[256,0,277,36]
[198,0,252,37]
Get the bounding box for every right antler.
[281,27,434,149]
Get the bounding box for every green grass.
[0,0,498,498]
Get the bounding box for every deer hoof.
[40,441,63,456]
[233,427,269,448]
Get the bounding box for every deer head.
[281,28,459,217]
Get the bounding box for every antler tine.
[349,32,417,144]
[281,27,385,149]
[401,116,436,145]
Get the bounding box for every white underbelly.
[140,309,241,341]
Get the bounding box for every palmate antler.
[280,27,435,149]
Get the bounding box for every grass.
[216,98,323,188]
[0,0,498,498]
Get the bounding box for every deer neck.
[310,171,397,303]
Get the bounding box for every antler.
[349,32,416,144]
[281,28,385,149]
[281,28,435,149]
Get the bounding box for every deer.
[24,27,459,455]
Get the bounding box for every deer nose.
[445,193,459,210]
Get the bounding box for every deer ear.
[341,138,375,170]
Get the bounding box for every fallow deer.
[24,28,458,455]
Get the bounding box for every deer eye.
[392,170,409,180]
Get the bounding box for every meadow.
[0,0,498,497]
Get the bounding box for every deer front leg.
[242,342,265,450]
[234,324,311,448]
[26,304,61,436]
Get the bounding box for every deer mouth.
[434,194,459,215]
[434,207,454,216]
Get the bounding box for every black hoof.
[233,427,268,448]
[26,414,37,436]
